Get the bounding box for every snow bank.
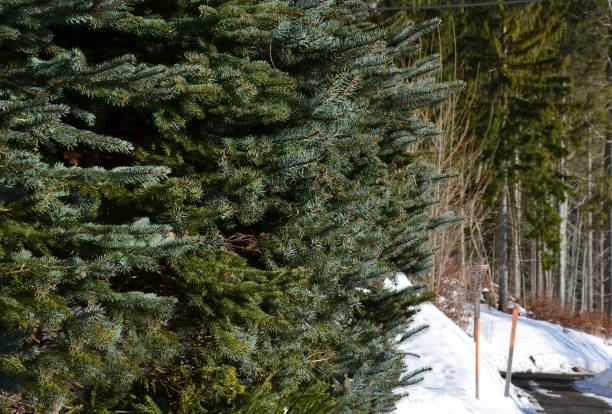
[389,274,612,413]
[394,302,526,413]
[472,305,612,375]
[389,274,527,413]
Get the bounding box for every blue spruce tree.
[1,1,458,412]
[0,2,209,412]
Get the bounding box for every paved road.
[506,373,612,414]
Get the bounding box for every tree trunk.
[587,146,594,311]
[559,197,568,305]
[537,240,544,298]
[498,184,509,311]
[568,210,580,312]
[605,135,612,314]
[460,208,466,273]
[572,211,584,311]
[582,231,588,312]
[569,255,577,313]
[512,179,522,299]
[600,231,606,313]
[530,239,537,298]
[545,268,553,298]
[606,0,612,315]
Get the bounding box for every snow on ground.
[387,273,612,413]
[394,302,530,413]
[472,305,612,375]
[387,274,531,414]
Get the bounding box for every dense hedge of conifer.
[0,1,455,412]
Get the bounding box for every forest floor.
[387,273,612,413]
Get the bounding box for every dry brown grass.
[523,296,612,339]
[433,259,472,329]
[433,267,612,340]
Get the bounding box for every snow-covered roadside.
[473,305,612,375]
[388,273,612,413]
[387,274,532,413]
[394,302,530,413]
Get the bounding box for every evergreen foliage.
[0,1,207,411]
[455,2,571,265]
[375,1,612,309]
[561,0,612,224]
[1,1,453,412]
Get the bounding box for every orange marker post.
[504,307,519,397]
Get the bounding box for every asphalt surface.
[505,373,612,414]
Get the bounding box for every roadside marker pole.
[504,307,519,397]
[466,264,488,400]
[475,298,479,399]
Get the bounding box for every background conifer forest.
[376,0,612,322]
